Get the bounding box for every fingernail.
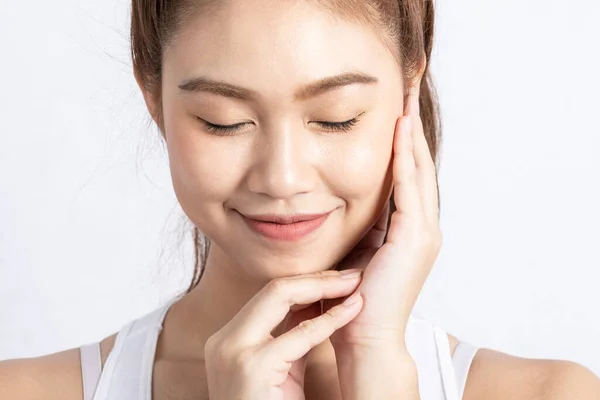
[339,268,363,278]
[339,267,362,274]
[342,292,362,306]
[340,271,362,279]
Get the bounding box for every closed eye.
[198,118,247,136]
[313,116,361,133]
[310,111,365,133]
[198,111,365,136]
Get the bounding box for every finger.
[406,93,440,225]
[404,90,417,116]
[392,114,423,220]
[271,301,322,338]
[287,268,355,280]
[230,270,363,345]
[263,291,363,362]
[324,249,375,314]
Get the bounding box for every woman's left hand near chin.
[326,92,442,399]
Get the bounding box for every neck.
[190,243,265,335]
[161,243,333,365]
[161,243,266,360]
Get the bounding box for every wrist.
[335,344,416,372]
[335,346,419,400]
[332,335,410,358]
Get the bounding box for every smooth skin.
[2,0,600,399]
[201,94,429,399]
[2,104,600,400]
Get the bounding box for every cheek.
[326,119,395,199]
[165,119,242,209]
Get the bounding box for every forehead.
[162,0,399,99]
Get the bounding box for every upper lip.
[241,211,332,224]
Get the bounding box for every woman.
[1,0,599,399]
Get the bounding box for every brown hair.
[131,0,441,294]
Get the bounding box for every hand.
[204,269,366,400]
[326,91,442,351]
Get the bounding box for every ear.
[133,67,162,129]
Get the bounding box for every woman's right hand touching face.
[204,269,364,400]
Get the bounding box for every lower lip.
[241,212,331,241]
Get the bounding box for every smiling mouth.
[239,211,333,241]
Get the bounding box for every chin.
[250,248,339,278]
[222,240,349,282]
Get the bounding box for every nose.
[246,122,316,200]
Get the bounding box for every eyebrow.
[178,71,379,102]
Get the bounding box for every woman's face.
[156,0,405,281]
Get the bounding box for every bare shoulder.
[0,333,117,400]
[448,333,600,399]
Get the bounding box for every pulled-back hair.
[130,0,442,293]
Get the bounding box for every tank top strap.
[85,319,134,400]
[406,316,452,399]
[432,324,460,399]
[406,315,479,399]
[136,301,177,400]
[80,342,102,400]
[90,295,182,400]
[451,341,479,399]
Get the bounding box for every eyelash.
[200,120,246,136]
[317,117,360,133]
[199,113,364,136]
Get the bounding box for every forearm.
[336,346,420,400]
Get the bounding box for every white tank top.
[80,294,478,400]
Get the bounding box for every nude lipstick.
[240,211,332,241]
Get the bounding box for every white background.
[1,0,599,376]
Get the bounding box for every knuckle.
[315,270,330,280]
[321,309,338,331]
[264,278,288,296]
[297,318,320,340]
[317,271,334,288]
[204,333,221,353]
[206,339,256,375]
[232,348,255,372]
[205,336,232,364]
